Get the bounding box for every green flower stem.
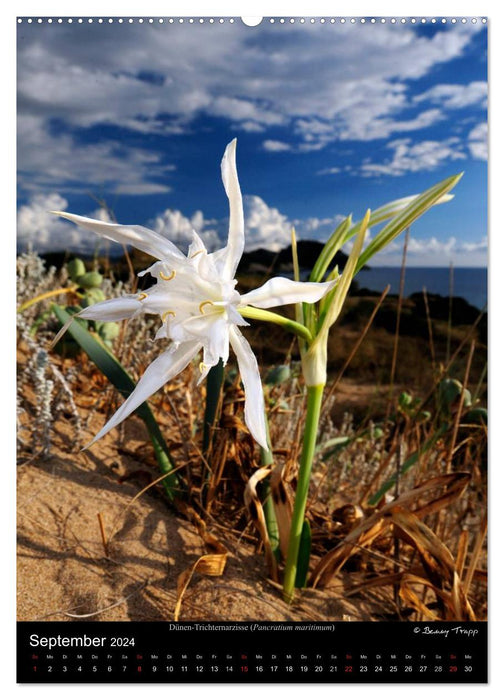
[283,382,325,602]
[239,306,313,344]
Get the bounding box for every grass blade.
[367,424,448,506]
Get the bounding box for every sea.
[354,267,488,311]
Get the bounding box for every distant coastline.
[237,242,487,311]
[37,239,488,311]
[354,266,487,311]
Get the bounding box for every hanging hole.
[241,17,263,27]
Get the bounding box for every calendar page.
[16,13,488,684]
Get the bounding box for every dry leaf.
[171,499,229,620]
[310,472,470,588]
[174,552,228,621]
[270,463,293,558]
[244,466,278,581]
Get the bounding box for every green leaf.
[317,210,370,335]
[342,192,455,248]
[203,360,224,454]
[261,482,280,559]
[258,414,280,559]
[318,435,352,460]
[295,519,312,588]
[51,304,182,500]
[309,215,352,283]
[355,173,462,274]
[291,227,306,341]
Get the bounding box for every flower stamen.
[159,270,176,281]
[190,250,204,258]
[138,292,148,301]
[199,362,208,374]
[162,310,176,322]
[199,300,215,314]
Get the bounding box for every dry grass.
[16,254,487,621]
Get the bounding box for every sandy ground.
[17,404,388,623]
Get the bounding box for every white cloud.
[150,208,221,253]
[150,197,350,254]
[234,121,265,133]
[278,107,445,152]
[468,122,488,160]
[459,237,488,254]
[242,195,292,251]
[16,191,304,255]
[408,235,457,255]
[317,167,342,175]
[208,96,285,126]
[339,108,445,142]
[414,81,487,109]
[113,183,173,195]
[368,233,487,266]
[17,114,174,195]
[17,193,112,253]
[360,137,466,177]
[293,214,347,241]
[17,190,487,269]
[17,20,485,189]
[262,140,292,152]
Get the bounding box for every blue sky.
[16,17,487,266]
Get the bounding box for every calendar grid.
[17,621,487,683]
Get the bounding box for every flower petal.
[78,295,142,321]
[229,326,268,449]
[197,316,231,385]
[51,211,185,262]
[170,312,220,345]
[227,304,250,327]
[239,276,337,309]
[203,316,230,367]
[135,283,196,317]
[220,139,245,280]
[187,230,208,259]
[86,341,201,447]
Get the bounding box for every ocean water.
[354,267,487,310]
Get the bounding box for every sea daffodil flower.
[52,140,335,449]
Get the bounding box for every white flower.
[52,140,335,449]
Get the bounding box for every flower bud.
[265,364,291,386]
[67,258,86,282]
[464,407,487,425]
[78,271,103,289]
[97,321,120,342]
[438,378,472,414]
[82,288,106,307]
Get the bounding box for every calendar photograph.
[16,14,488,683]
